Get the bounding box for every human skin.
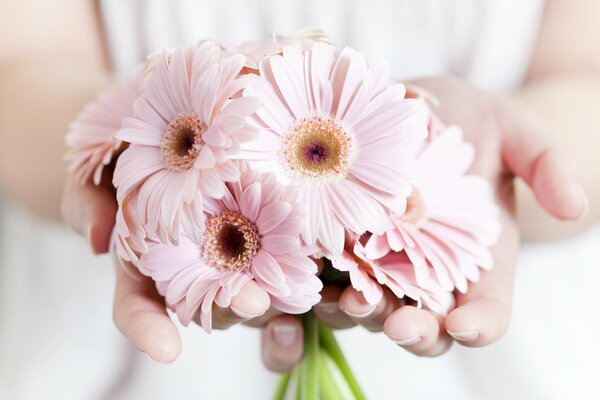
[0,0,598,367]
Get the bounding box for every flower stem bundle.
[274,313,366,400]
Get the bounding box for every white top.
[1,1,599,399]
[101,0,544,92]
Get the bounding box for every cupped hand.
[60,173,274,363]
[262,76,588,368]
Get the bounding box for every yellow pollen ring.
[202,210,261,272]
[282,114,352,180]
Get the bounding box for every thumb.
[499,102,588,221]
[61,173,117,254]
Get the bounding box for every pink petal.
[364,235,391,260]
[256,202,292,234]
[167,48,192,113]
[261,235,299,256]
[309,42,335,114]
[269,217,303,237]
[221,96,263,118]
[198,168,226,199]
[195,146,215,168]
[239,182,262,222]
[192,63,220,123]
[268,46,309,120]
[330,47,368,118]
[251,250,291,297]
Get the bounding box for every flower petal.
[252,250,291,297]
[256,202,292,234]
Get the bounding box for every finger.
[444,213,517,347]
[500,105,588,220]
[261,315,303,372]
[242,308,283,328]
[61,173,117,254]
[113,263,181,363]
[211,280,271,330]
[339,286,401,332]
[383,306,453,357]
[313,285,355,329]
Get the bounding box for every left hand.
[259,76,589,369]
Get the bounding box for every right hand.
[61,172,288,363]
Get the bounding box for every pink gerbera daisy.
[333,235,454,316]
[220,28,331,73]
[137,164,322,331]
[111,187,151,273]
[65,79,139,185]
[239,42,428,256]
[113,41,261,245]
[364,125,501,292]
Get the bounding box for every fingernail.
[576,186,589,222]
[344,304,377,318]
[318,302,340,314]
[144,352,157,362]
[272,324,298,347]
[230,305,264,320]
[448,330,479,342]
[393,334,422,346]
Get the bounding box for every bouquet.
[66,29,500,399]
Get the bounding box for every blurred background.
[1,0,599,399]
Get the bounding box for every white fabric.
[2,1,599,399]
[102,0,544,92]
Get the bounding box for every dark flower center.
[173,126,197,156]
[216,223,247,259]
[202,210,261,271]
[305,143,328,164]
[161,114,207,170]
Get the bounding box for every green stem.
[319,349,357,400]
[273,371,292,400]
[318,322,367,400]
[294,367,302,400]
[299,312,319,400]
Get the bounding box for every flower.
[275,27,332,45]
[239,42,428,256]
[110,187,151,273]
[363,125,501,292]
[113,41,261,246]
[137,164,322,331]
[65,79,139,185]
[333,235,454,315]
[219,28,332,73]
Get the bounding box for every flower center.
[399,188,427,225]
[282,114,352,181]
[161,114,207,170]
[202,210,261,271]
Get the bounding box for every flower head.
[333,235,454,315]
[364,125,501,292]
[65,79,139,185]
[220,28,332,73]
[137,164,322,331]
[113,41,261,246]
[239,42,428,256]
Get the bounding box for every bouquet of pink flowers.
[66,29,500,399]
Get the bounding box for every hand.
[261,76,588,368]
[61,172,274,363]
